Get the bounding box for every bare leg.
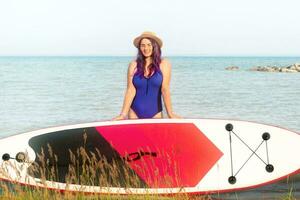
[152,112,163,119]
[128,109,138,119]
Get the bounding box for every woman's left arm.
[160,59,181,118]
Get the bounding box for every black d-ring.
[16,152,26,163]
[262,132,270,141]
[2,153,10,161]
[228,176,236,184]
[225,123,233,132]
[266,164,274,172]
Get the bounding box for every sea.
[1,56,300,199]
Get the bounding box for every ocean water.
[1,56,300,199]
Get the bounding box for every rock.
[250,66,274,72]
[226,66,239,71]
[287,65,296,70]
[272,67,280,72]
[292,63,300,72]
[249,64,300,73]
[280,68,298,73]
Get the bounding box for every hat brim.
[133,34,163,48]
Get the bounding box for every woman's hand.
[112,113,127,121]
[168,112,182,119]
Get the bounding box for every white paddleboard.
[0,118,300,195]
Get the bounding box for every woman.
[114,31,180,120]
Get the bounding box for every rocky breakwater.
[249,63,300,73]
[225,66,240,71]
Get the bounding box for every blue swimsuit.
[131,71,163,119]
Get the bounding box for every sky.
[0,0,300,56]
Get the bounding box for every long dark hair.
[135,38,162,77]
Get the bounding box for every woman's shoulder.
[128,60,137,75]
[161,58,170,64]
[129,60,137,68]
[129,60,137,65]
[160,58,171,71]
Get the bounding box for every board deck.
[1,118,300,195]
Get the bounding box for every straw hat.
[133,31,163,48]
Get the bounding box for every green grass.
[0,183,212,200]
[280,176,297,200]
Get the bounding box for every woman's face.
[139,38,153,58]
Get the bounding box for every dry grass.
[0,133,211,200]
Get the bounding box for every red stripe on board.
[95,123,223,188]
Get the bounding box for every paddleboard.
[0,118,300,195]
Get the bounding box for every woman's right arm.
[113,61,137,120]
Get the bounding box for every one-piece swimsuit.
[131,70,163,119]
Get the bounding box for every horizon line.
[1,54,300,57]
